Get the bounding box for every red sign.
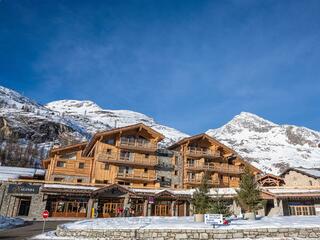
[42,210,49,219]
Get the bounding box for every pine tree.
[208,191,231,217]
[191,172,211,214]
[236,167,262,213]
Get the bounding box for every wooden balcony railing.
[184,178,220,186]
[185,162,243,174]
[186,147,221,158]
[119,139,157,151]
[97,153,158,166]
[116,172,157,182]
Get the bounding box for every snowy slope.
[207,112,320,175]
[0,86,88,146]
[46,100,188,146]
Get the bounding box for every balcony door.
[119,166,133,174]
[120,150,132,161]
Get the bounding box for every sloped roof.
[50,142,88,156]
[168,133,262,173]
[280,167,320,179]
[83,123,165,156]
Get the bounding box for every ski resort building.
[42,123,181,189]
[168,134,261,189]
[0,124,320,219]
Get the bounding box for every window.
[54,177,64,182]
[106,138,115,145]
[104,163,110,170]
[161,176,165,182]
[144,168,148,173]
[175,156,178,165]
[106,149,112,154]
[145,154,149,158]
[77,179,83,183]
[56,161,66,167]
[174,184,178,189]
[143,183,147,187]
[174,170,178,176]
[78,162,85,169]
[120,150,131,160]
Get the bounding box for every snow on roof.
[43,184,99,191]
[0,166,45,181]
[266,187,320,194]
[131,187,237,196]
[294,167,320,178]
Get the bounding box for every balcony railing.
[119,138,157,151]
[116,172,157,182]
[184,177,220,186]
[186,147,221,158]
[97,153,158,166]
[185,162,243,174]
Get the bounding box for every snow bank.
[0,216,24,230]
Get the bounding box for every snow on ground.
[58,216,320,230]
[32,216,320,239]
[0,216,24,230]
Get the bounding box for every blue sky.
[1,0,319,134]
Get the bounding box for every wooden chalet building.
[168,134,261,189]
[43,123,171,189]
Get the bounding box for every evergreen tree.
[191,172,211,214]
[236,167,262,212]
[208,191,231,217]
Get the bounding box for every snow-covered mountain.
[1,85,319,175]
[0,86,87,146]
[207,112,320,175]
[46,100,188,146]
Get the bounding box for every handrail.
[116,172,157,181]
[186,147,221,157]
[119,138,157,150]
[97,153,158,166]
[185,163,243,174]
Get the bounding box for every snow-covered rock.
[207,112,320,175]
[46,100,188,146]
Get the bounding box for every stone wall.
[0,182,46,219]
[56,226,320,239]
[283,170,320,187]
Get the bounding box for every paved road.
[0,221,72,240]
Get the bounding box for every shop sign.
[148,196,155,204]
[8,183,40,194]
[204,214,223,225]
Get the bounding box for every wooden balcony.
[53,158,91,176]
[184,177,220,186]
[116,172,157,182]
[119,139,157,152]
[97,153,158,167]
[186,147,221,159]
[185,162,243,174]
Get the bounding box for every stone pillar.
[183,202,187,216]
[87,198,94,218]
[147,203,152,216]
[171,201,176,216]
[274,198,279,207]
[143,199,148,217]
[278,199,284,216]
[189,202,194,216]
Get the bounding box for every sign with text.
[204,214,223,225]
[148,196,154,204]
[8,183,40,194]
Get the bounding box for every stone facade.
[0,182,46,219]
[282,170,320,187]
[56,226,320,239]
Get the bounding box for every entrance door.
[154,201,172,216]
[17,198,31,216]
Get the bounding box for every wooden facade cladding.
[168,133,260,189]
[44,124,164,189]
